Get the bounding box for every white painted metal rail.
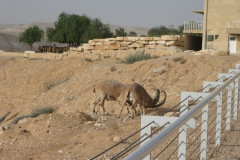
[184,21,203,31]
[125,65,240,160]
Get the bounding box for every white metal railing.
[184,21,203,31]
[124,64,240,160]
[227,21,240,28]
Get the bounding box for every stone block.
[105,44,120,50]
[94,45,104,50]
[124,37,135,41]
[153,37,162,41]
[116,37,124,41]
[156,41,166,45]
[104,41,116,45]
[149,41,156,45]
[174,41,184,46]
[93,39,105,42]
[139,37,153,41]
[77,46,84,52]
[161,35,178,41]
[137,40,149,45]
[166,41,176,46]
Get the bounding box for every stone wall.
[69,35,185,57]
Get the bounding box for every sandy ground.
[0,51,240,159]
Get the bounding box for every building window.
[208,35,214,41]
[215,35,219,40]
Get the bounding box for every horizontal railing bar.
[124,71,240,160]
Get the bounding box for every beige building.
[184,0,240,54]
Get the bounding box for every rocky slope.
[0,51,239,159]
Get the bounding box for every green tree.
[115,27,127,37]
[19,25,44,50]
[148,25,183,36]
[148,25,169,37]
[46,12,91,46]
[82,18,113,43]
[128,31,137,36]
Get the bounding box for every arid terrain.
[0,50,240,160]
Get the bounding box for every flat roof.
[192,10,204,14]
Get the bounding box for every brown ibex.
[125,82,167,118]
[92,79,132,115]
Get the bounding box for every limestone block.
[166,41,176,46]
[120,43,129,47]
[105,44,120,50]
[120,46,129,50]
[124,37,137,41]
[137,40,149,45]
[178,35,185,42]
[149,41,156,45]
[88,41,96,46]
[96,42,103,45]
[77,46,84,52]
[116,37,124,41]
[156,41,166,45]
[161,35,178,41]
[153,37,162,41]
[129,43,144,48]
[24,51,36,54]
[104,41,116,45]
[83,44,94,50]
[146,44,156,49]
[139,37,153,41]
[174,41,184,46]
[70,47,77,51]
[93,39,105,42]
[94,45,104,50]
[105,38,116,41]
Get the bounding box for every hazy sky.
[0,0,204,28]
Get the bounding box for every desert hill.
[0,50,240,159]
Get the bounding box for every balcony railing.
[184,21,203,34]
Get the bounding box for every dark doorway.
[184,35,202,51]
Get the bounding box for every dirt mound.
[0,51,240,159]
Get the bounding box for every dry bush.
[173,56,183,62]
[110,66,117,72]
[179,58,187,64]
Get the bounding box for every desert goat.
[125,82,167,118]
[92,79,132,115]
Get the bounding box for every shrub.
[121,53,151,64]
[45,77,69,91]
[11,107,53,124]
[29,107,53,118]
[85,58,92,62]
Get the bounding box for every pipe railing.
[124,67,240,160]
[184,21,203,31]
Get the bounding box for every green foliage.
[121,53,151,64]
[29,107,53,118]
[128,31,137,36]
[11,107,53,124]
[47,12,113,46]
[115,27,127,37]
[148,25,183,37]
[82,18,113,43]
[47,12,91,46]
[19,25,44,50]
[45,77,69,91]
[85,58,92,62]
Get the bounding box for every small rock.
[113,136,122,143]
[58,150,64,153]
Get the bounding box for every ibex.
[92,79,132,115]
[125,82,167,118]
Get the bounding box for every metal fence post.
[200,105,209,160]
